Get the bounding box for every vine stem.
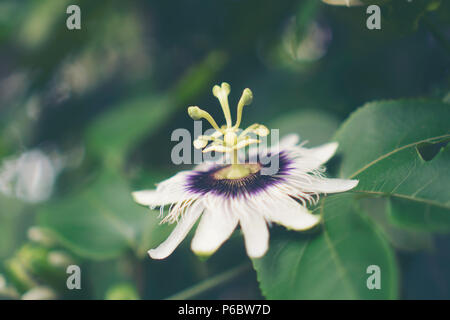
[165,263,252,300]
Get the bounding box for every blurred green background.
[0,0,449,300]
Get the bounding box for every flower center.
[187,82,270,165]
[185,153,292,198]
[213,163,261,180]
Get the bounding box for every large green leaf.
[361,198,433,251]
[270,109,339,146]
[386,145,450,232]
[253,194,398,299]
[334,99,450,231]
[387,196,450,233]
[38,171,171,260]
[86,95,174,168]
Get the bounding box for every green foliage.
[86,50,227,169]
[253,194,397,299]
[4,244,69,294]
[334,100,450,231]
[105,283,139,300]
[254,98,449,299]
[38,170,171,260]
[361,198,433,252]
[388,196,450,233]
[270,109,340,146]
[384,0,442,33]
[86,95,173,168]
[0,195,24,259]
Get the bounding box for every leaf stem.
[165,262,252,300]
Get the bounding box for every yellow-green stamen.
[187,82,270,179]
[188,106,222,132]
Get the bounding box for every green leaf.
[4,244,69,293]
[253,194,398,299]
[388,196,450,233]
[270,109,340,146]
[86,95,174,168]
[38,171,171,260]
[334,99,450,231]
[361,198,433,251]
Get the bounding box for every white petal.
[191,209,238,256]
[278,134,300,149]
[305,142,338,165]
[148,202,203,259]
[134,171,191,207]
[248,134,300,159]
[239,213,269,258]
[193,162,216,172]
[268,197,321,230]
[271,203,320,230]
[132,190,173,207]
[157,171,190,190]
[241,188,320,231]
[306,177,359,194]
